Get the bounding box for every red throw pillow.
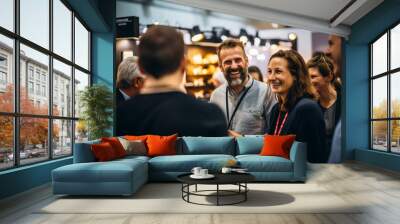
[146,134,178,157]
[260,135,296,159]
[101,137,126,158]
[91,142,117,161]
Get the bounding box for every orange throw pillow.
[124,135,149,141]
[146,134,178,157]
[260,135,296,159]
[101,137,126,158]
[91,142,117,161]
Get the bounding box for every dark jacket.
[116,89,126,107]
[268,97,329,163]
[116,91,227,137]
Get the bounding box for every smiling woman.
[266,49,329,163]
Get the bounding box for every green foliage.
[372,99,400,141]
[79,84,113,140]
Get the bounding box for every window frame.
[0,0,92,171]
[370,19,400,154]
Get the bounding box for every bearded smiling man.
[210,39,276,136]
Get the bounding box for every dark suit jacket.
[116,89,126,107]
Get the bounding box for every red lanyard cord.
[274,112,288,135]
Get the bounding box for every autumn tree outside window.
[0,0,91,170]
[370,23,400,154]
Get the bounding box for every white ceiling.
[163,0,384,37]
[225,0,352,22]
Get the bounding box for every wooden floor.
[1,162,400,224]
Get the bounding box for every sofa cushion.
[73,139,100,163]
[124,135,149,142]
[179,137,235,155]
[236,155,293,172]
[115,155,150,163]
[91,142,118,161]
[118,138,147,156]
[148,154,235,172]
[53,158,147,183]
[260,135,296,159]
[147,134,178,157]
[101,137,127,158]
[236,135,264,155]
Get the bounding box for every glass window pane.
[392,120,400,153]
[53,119,72,158]
[0,0,14,31]
[53,0,72,60]
[372,33,387,76]
[20,44,49,115]
[74,18,89,70]
[53,59,72,117]
[75,120,88,143]
[0,35,14,112]
[391,24,400,70]
[0,116,14,170]
[20,0,49,49]
[74,69,89,118]
[20,117,49,165]
[372,121,388,151]
[372,77,387,119]
[391,72,400,118]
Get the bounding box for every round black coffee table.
[177,173,255,206]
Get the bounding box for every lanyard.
[225,79,254,130]
[274,111,288,135]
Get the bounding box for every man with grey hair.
[210,39,276,136]
[116,56,144,106]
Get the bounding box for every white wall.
[259,28,312,61]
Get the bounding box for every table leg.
[187,184,190,202]
[181,184,183,200]
[217,184,219,206]
[245,183,247,201]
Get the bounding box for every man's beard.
[225,66,247,87]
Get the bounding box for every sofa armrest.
[73,141,99,163]
[289,141,307,181]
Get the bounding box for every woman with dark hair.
[307,53,341,161]
[267,50,329,163]
[248,65,264,82]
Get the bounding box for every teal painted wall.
[0,158,72,199]
[345,0,400,171]
[0,0,116,200]
[91,0,116,135]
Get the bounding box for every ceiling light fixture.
[288,32,297,40]
[254,31,261,46]
[240,35,248,44]
[191,25,204,42]
[239,28,249,44]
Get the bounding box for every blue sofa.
[52,136,307,196]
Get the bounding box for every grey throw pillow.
[118,137,147,156]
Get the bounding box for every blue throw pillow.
[181,137,235,155]
[236,135,264,155]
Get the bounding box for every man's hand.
[227,130,243,137]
